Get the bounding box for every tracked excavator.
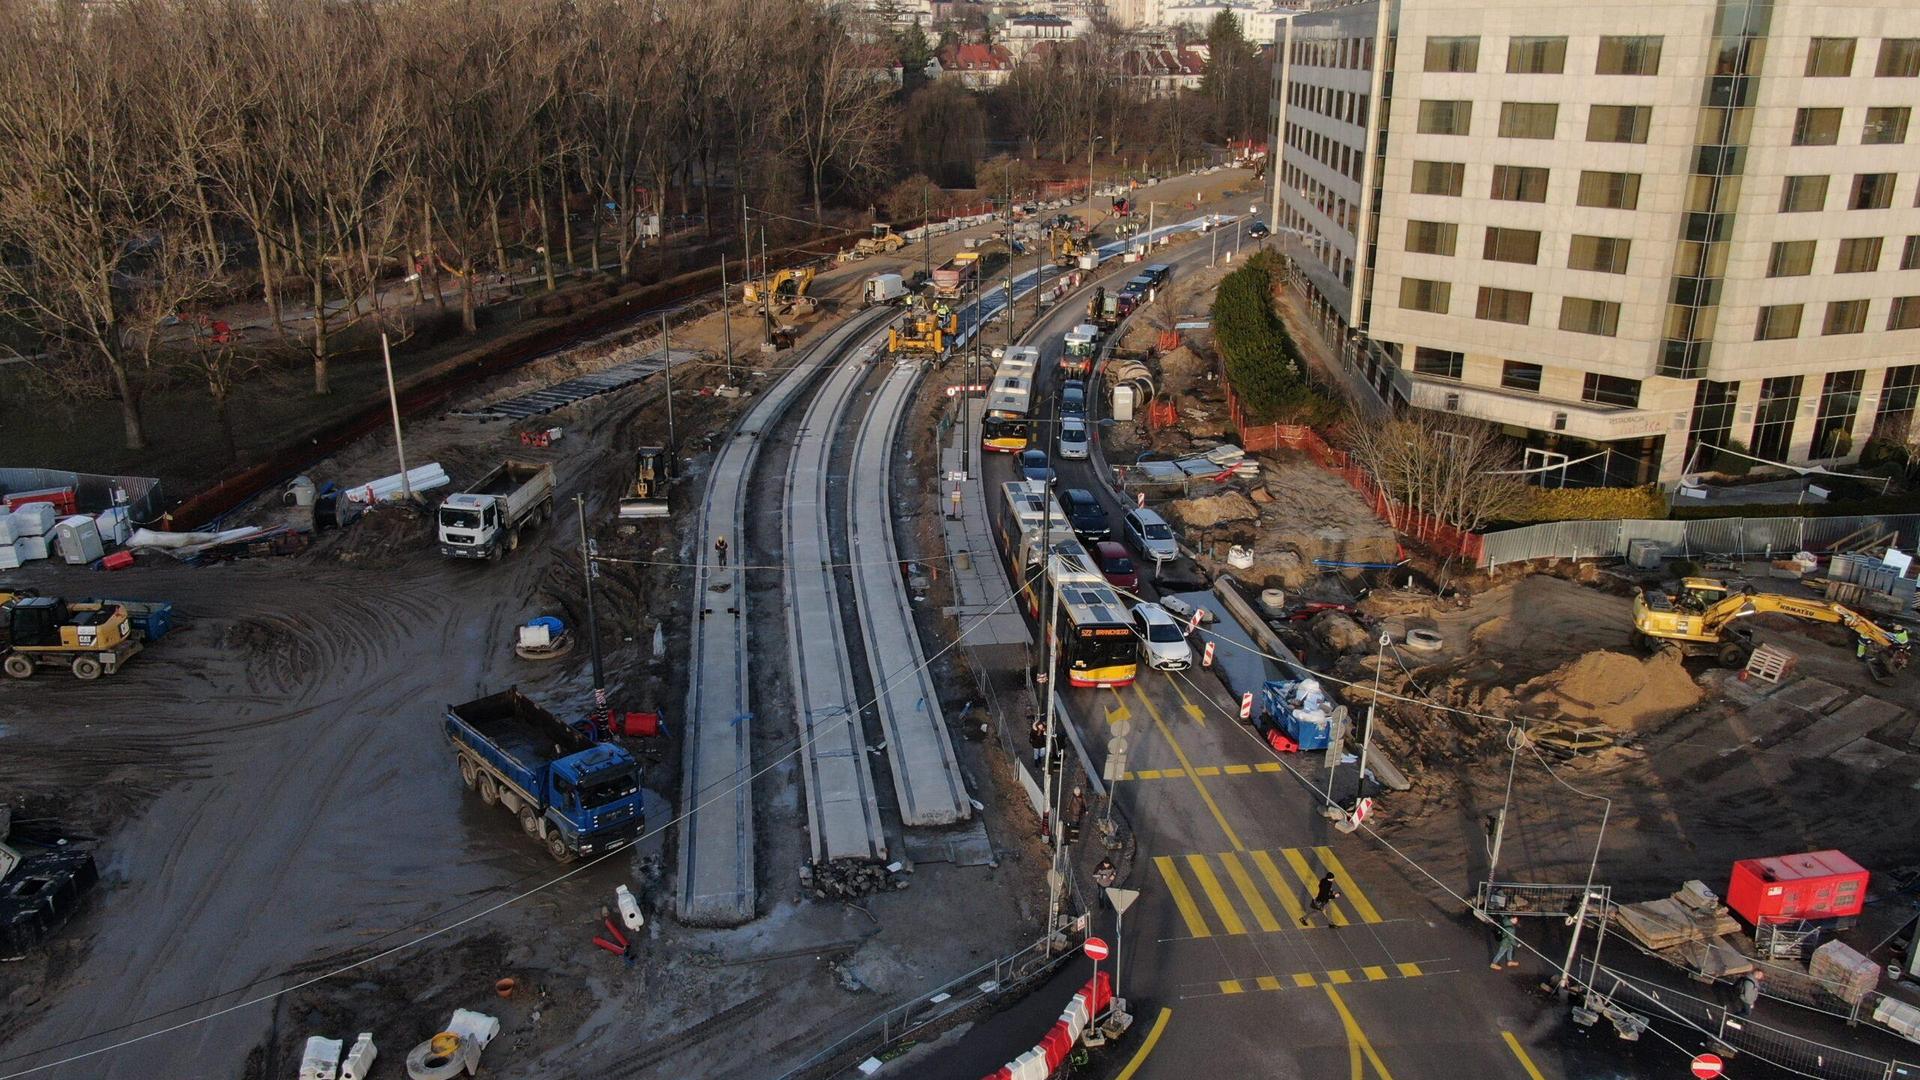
[1632,576,1912,681]
[741,268,816,314]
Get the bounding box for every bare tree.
[1343,413,1528,538]
[784,6,895,223]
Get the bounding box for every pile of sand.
[1169,491,1259,529]
[1517,649,1704,729]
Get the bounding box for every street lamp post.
[1086,135,1104,204]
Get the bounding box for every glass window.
[1686,380,1739,466]
[1811,370,1865,458]
[1581,373,1641,407]
[1412,346,1463,379]
[1767,240,1816,277]
[1835,237,1883,273]
[1577,170,1640,210]
[1568,235,1631,274]
[1499,102,1559,139]
[1501,360,1543,393]
[1405,220,1458,255]
[1755,304,1802,340]
[1561,298,1622,337]
[1597,36,1663,75]
[1490,165,1549,202]
[1399,278,1451,314]
[1851,173,1895,209]
[1903,235,1920,270]
[1483,226,1542,264]
[1587,105,1651,143]
[1878,39,1920,78]
[1424,36,1479,72]
[1793,107,1843,145]
[1823,299,1871,335]
[1410,160,1464,196]
[1751,376,1803,461]
[1806,38,1856,77]
[1890,297,1920,330]
[1779,175,1828,213]
[1507,36,1567,74]
[1418,99,1472,135]
[1864,106,1910,144]
[1475,286,1533,325]
[1877,366,1920,435]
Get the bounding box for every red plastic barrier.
[978,973,1114,1080]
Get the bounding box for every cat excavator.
[0,592,143,680]
[1632,576,1912,681]
[741,268,816,315]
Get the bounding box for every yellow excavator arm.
[1712,594,1904,647]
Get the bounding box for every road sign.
[1690,1053,1724,1079]
[1239,691,1253,720]
[1102,751,1129,783]
[1084,937,1110,961]
[1106,888,1140,915]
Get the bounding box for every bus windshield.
[1073,626,1137,668]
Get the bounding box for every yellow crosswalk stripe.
[1218,852,1282,933]
[1184,854,1248,935]
[1212,965,1430,998]
[1396,962,1423,978]
[1192,766,1221,777]
[1362,965,1389,981]
[1314,846,1383,924]
[1219,979,1245,995]
[1136,769,1163,780]
[1223,764,1252,775]
[1153,856,1212,938]
[1255,975,1282,991]
[1249,850,1308,923]
[1327,968,1352,985]
[1292,971,1317,988]
[1256,762,1282,772]
[1284,847,1351,926]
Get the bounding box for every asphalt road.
[970,229,1582,1080]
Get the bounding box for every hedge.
[1211,252,1317,421]
[1505,485,1669,523]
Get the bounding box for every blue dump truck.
[445,689,644,862]
[1257,677,1338,753]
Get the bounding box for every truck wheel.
[477,774,500,806]
[541,498,554,524]
[546,831,575,863]
[2,654,32,679]
[518,805,541,837]
[488,544,502,563]
[507,528,520,554]
[1717,641,1749,668]
[459,756,479,789]
[71,656,103,681]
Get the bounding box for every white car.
[1058,418,1090,460]
[1132,602,1193,671]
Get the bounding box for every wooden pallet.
[1743,644,1795,684]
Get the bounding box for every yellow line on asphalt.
[1256,975,1282,991]
[1362,965,1389,981]
[1256,762,1283,773]
[1315,846,1383,924]
[1250,850,1309,923]
[1219,979,1245,994]
[1396,962,1423,978]
[1184,854,1248,935]
[1292,971,1317,988]
[1323,984,1396,1080]
[1192,765,1221,777]
[1218,852,1283,932]
[1136,769,1163,780]
[1153,855,1212,938]
[1164,672,1207,725]
[1284,847,1351,926]
[1134,684,1244,850]
[1113,1007,1172,1080]
[1224,763,1252,775]
[1327,968,1352,984]
[1502,1031,1547,1080]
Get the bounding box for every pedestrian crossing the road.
[1153,846,1382,937]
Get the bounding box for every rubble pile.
[800,859,907,901]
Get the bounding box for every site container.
[1727,850,1868,925]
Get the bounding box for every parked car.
[1247,221,1270,240]
[1123,507,1179,564]
[1061,487,1110,541]
[1060,383,1087,419]
[1019,448,1055,485]
[1093,541,1138,591]
[1058,417,1090,461]
[1142,264,1173,288]
[1131,602,1193,670]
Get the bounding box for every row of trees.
[0,0,893,450]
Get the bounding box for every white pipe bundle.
[126,526,262,552]
[344,462,448,504]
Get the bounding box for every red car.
[1093,541,1139,591]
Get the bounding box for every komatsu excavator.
[1632,576,1912,681]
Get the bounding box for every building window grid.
[1877,366,1920,437]
[1597,36,1663,76]
[1483,226,1541,265]
[1835,237,1883,274]
[1581,373,1641,408]
[1793,107,1843,146]
[1405,219,1458,256]
[1399,277,1451,314]
[1560,298,1622,337]
[1418,99,1472,136]
[1805,37,1856,77]
[1577,171,1641,210]
[1780,175,1828,213]
[1864,107,1910,145]
[1823,299,1871,335]
[1811,370,1865,459]
[1751,376,1804,462]
[1569,235,1631,274]
[1424,36,1479,73]
[1587,104,1652,144]
[1499,102,1559,139]
[1507,36,1567,75]
[1767,240,1816,277]
[1904,236,1920,270]
[1475,286,1533,325]
[1878,39,1920,78]
[1852,173,1896,210]
[1490,164,1549,203]
[1756,304,1803,340]
[1686,380,1738,466]
[1412,346,1463,379]
[1890,296,1920,331]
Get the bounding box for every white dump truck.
[437,460,556,560]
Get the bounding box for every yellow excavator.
[0,593,143,680]
[742,268,816,314]
[887,305,956,356]
[1048,229,1094,266]
[1632,577,1912,680]
[837,224,906,262]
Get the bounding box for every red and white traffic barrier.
[979,972,1114,1080]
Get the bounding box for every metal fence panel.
[1482,512,1920,568]
[1681,517,1745,556]
[0,467,162,526]
[1620,519,1689,555]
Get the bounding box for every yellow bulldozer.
[1632,576,1912,680]
[742,267,816,314]
[838,224,906,263]
[0,593,143,680]
[888,306,956,356]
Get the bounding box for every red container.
[5,487,78,515]
[100,550,135,571]
[1727,850,1868,925]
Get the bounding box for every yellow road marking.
[1362,965,1388,981]
[1396,962,1423,978]
[1219,979,1245,994]
[1502,1031,1546,1080]
[1163,768,1186,778]
[1327,968,1352,984]
[1113,1007,1172,1080]
[1256,762,1282,773]
[1134,684,1244,850]
[1153,855,1211,938]
[1256,975,1282,991]
[1315,846,1383,924]
[1164,672,1207,726]
[1106,702,1132,725]
[1250,850,1308,923]
[1218,852,1282,933]
[1284,847,1350,926]
[1192,765,1221,777]
[1324,984,1397,1080]
[1292,971,1317,988]
[1184,854,1248,935]
[1136,769,1163,780]
[1224,764,1252,775]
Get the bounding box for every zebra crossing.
[1153,845,1383,937]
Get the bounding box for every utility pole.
[760,225,772,345]
[661,314,676,453]
[720,256,734,385]
[924,184,933,288]
[963,287,979,477]
[1039,544,1065,938]
[576,495,608,732]
[379,332,411,501]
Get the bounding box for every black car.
[1247,221,1271,239]
[1142,263,1173,288]
[1060,487,1111,541]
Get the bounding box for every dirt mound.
[1159,345,1211,378]
[1517,649,1703,728]
[310,503,437,565]
[1170,491,1259,529]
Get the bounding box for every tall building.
[1271,0,1920,485]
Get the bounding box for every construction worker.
[1734,970,1763,1015]
[1029,716,1048,766]
[1093,858,1118,910]
[714,535,728,566]
[1065,786,1087,842]
[1489,913,1520,970]
[1302,871,1340,927]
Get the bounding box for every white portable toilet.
[1111,384,1137,422]
[54,515,104,565]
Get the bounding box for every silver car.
[1123,507,1179,564]
[1058,418,1090,460]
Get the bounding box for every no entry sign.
[1690,1053,1724,1079]
[1083,937,1110,961]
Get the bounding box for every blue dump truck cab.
[1258,677,1337,753]
[444,688,644,862]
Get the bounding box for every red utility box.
[5,486,78,515]
[1727,850,1868,925]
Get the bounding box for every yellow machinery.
[616,445,670,520]
[0,593,142,680]
[1632,576,1912,677]
[742,268,816,313]
[1048,229,1093,265]
[887,307,956,355]
[845,225,905,260]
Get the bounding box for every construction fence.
[0,467,163,526]
[1479,514,1920,569]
